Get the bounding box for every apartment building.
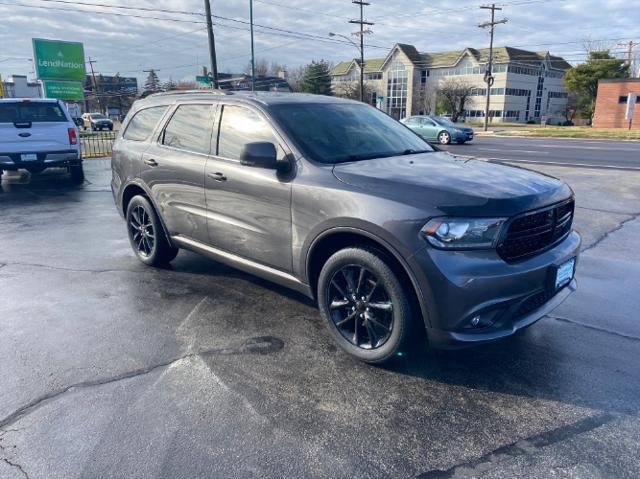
[330,43,571,122]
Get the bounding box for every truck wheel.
[317,247,414,364]
[69,163,85,183]
[126,195,179,266]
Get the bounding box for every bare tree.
[437,78,473,122]
[287,65,306,91]
[415,82,437,115]
[333,80,374,103]
[244,58,270,77]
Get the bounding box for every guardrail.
[80,130,117,159]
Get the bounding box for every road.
[1,160,640,478]
[442,136,640,170]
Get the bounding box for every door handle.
[208,172,227,182]
[144,158,158,167]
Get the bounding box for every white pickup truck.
[0,98,84,182]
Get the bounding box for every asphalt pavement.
[1,158,639,478]
[441,135,640,170]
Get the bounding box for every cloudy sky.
[0,0,637,84]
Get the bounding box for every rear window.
[122,106,167,141]
[0,102,67,123]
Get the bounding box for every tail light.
[68,127,77,145]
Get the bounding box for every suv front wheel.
[126,195,179,266]
[317,247,414,364]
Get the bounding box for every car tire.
[69,163,85,183]
[317,247,414,364]
[438,131,451,145]
[126,195,179,267]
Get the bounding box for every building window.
[370,91,377,106]
[421,69,429,84]
[548,91,568,99]
[366,72,382,80]
[386,62,408,119]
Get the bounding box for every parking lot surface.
[1,157,639,478]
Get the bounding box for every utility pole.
[250,0,256,91]
[618,40,639,75]
[88,57,102,114]
[349,1,373,103]
[479,4,507,131]
[204,0,219,88]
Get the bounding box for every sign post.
[625,92,636,131]
[32,38,86,102]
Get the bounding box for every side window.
[217,105,280,160]
[423,118,435,126]
[162,104,212,155]
[123,106,167,141]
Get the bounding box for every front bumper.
[407,230,581,348]
[453,130,474,141]
[0,150,81,170]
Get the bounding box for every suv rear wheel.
[317,247,414,364]
[126,195,179,266]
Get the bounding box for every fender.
[304,225,434,329]
[120,179,176,249]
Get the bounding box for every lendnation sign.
[33,38,86,82]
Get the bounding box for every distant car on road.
[112,91,579,364]
[82,112,113,131]
[0,98,83,181]
[401,115,474,144]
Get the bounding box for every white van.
[0,98,83,182]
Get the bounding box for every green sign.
[33,38,86,81]
[196,75,212,88]
[42,80,85,100]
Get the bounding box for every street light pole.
[250,0,256,91]
[204,0,219,88]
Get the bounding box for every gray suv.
[112,91,580,364]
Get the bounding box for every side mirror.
[240,142,278,169]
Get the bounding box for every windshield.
[91,114,107,119]
[435,116,456,127]
[270,102,433,164]
[0,102,66,123]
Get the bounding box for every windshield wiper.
[400,149,432,155]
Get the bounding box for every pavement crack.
[582,211,640,253]
[1,458,29,479]
[548,314,640,341]
[576,205,640,216]
[0,336,283,431]
[0,261,151,275]
[415,413,616,479]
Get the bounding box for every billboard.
[42,80,85,100]
[33,38,86,82]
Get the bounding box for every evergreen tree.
[564,50,630,118]
[144,69,161,93]
[298,60,332,96]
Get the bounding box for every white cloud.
[0,0,637,83]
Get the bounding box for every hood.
[332,152,572,217]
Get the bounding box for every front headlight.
[421,217,506,249]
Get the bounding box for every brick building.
[593,79,640,129]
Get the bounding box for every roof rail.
[147,89,231,98]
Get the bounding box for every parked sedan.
[401,115,474,144]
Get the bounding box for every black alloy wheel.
[126,195,179,266]
[326,265,394,350]
[129,205,155,258]
[318,247,414,364]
